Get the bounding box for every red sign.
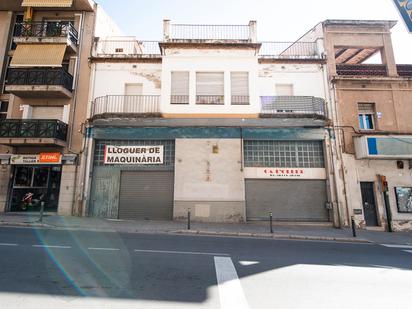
[39,152,61,164]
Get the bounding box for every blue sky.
[97,0,412,63]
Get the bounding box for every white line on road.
[214,256,250,309]
[32,245,71,249]
[88,247,120,251]
[403,250,412,254]
[0,243,18,246]
[381,244,412,249]
[134,249,229,256]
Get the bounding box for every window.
[231,72,249,105]
[395,187,412,213]
[196,72,224,105]
[358,103,375,130]
[171,71,189,104]
[243,140,325,168]
[0,101,9,119]
[275,84,294,96]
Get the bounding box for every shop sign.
[104,145,164,165]
[244,167,327,180]
[10,153,62,165]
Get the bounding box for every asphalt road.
[0,226,411,309]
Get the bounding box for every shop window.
[14,166,33,187]
[395,187,412,213]
[358,103,375,130]
[0,101,9,119]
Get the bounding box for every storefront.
[7,153,63,212]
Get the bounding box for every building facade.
[0,0,120,215]
[321,20,412,231]
[83,20,338,225]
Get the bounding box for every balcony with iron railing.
[260,96,326,118]
[13,22,78,48]
[0,119,68,146]
[259,42,323,60]
[94,40,162,58]
[5,68,73,98]
[92,95,161,118]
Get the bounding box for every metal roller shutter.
[118,171,174,220]
[245,179,329,222]
[196,72,224,95]
[32,106,64,120]
[171,71,189,95]
[230,72,249,96]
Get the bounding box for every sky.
[97,0,412,63]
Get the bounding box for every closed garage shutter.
[118,171,174,220]
[245,179,329,222]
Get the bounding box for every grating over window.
[244,140,324,168]
[231,72,249,105]
[196,72,224,104]
[171,71,189,104]
[94,140,175,167]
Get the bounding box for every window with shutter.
[32,106,64,120]
[358,103,375,130]
[231,72,249,105]
[196,72,224,105]
[171,71,189,104]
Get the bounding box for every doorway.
[360,182,379,226]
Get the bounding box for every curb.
[0,221,370,243]
[173,229,372,243]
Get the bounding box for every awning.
[21,0,73,7]
[10,44,66,67]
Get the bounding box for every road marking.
[134,249,228,256]
[32,245,71,249]
[404,250,412,254]
[0,243,18,247]
[381,244,412,249]
[88,247,120,251]
[214,256,250,309]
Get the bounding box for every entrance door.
[360,182,378,226]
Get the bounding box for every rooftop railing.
[259,42,321,59]
[0,119,68,141]
[260,96,326,117]
[93,95,161,117]
[336,64,388,76]
[13,22,78,45]
[94,40,161,57]
[169,24,251,41]
[396,65,412,77]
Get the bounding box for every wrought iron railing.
[93,95,161,116]
[260,96,325,117]
[169,24,250,41]
[336,64,387,76]
[259,42,321,59]
[231,95,250,105]
[94,40,161,57]
[7,68,73,91]
[0,119,68,141]
[170,95,190,104]
[397,65,412,77]
[196,95,225,105]
[13,22,78,45]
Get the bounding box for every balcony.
[92,95,161,118]
[259,42,322,60]
[260,96,326,118]
[336,64,387,76]
[0,119,68,146]
[13,22,78,51]
[5,68,73,98]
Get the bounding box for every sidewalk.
[1,213,412,245]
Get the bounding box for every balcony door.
[124,83,143,113]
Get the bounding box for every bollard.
[351,216,357,238]
[187,209,191,230]
[270,212,273,234]
[39,201,45,223]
